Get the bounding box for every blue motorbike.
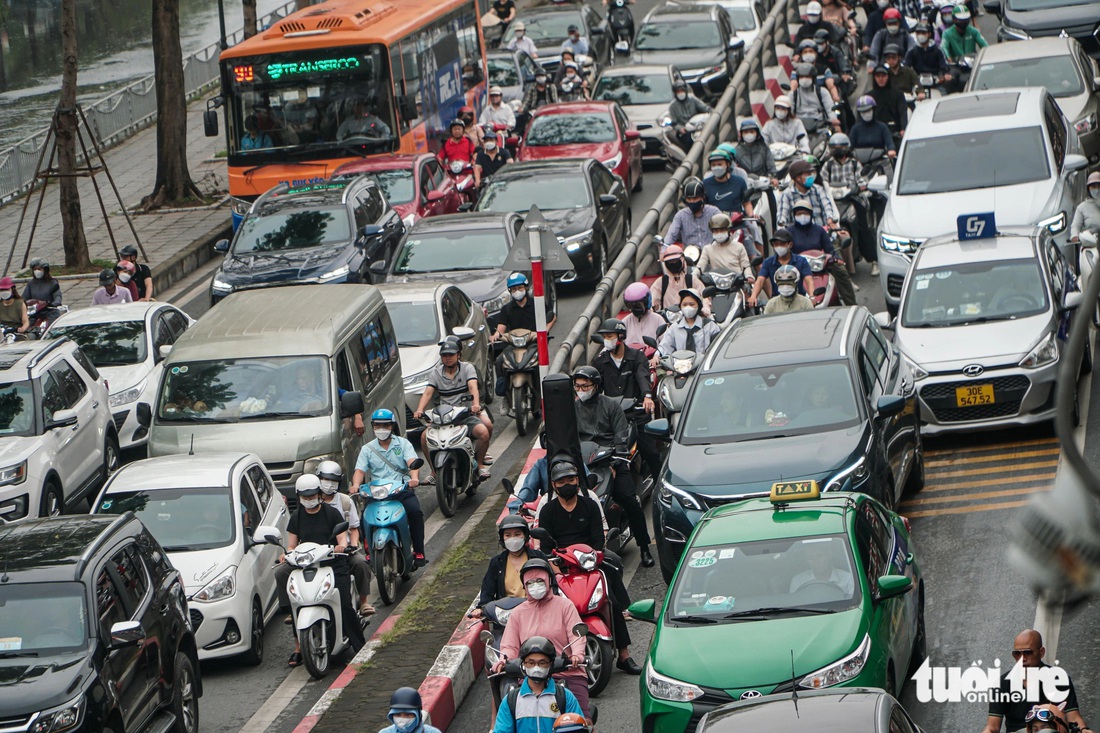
[360,458,424,606]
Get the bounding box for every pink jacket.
[500,593,586,680]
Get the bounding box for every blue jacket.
[788,222,836,257]
[379,721,442,733]
[492,678,583,733]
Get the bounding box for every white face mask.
[300,497,321,510]
[575,388,595,402]
[742,132,757,143]
[802,53,817,64]
[504,536,526,553]
[0,291,12,300]
[681,305,698,319]
[484,141,497,151]
[710,165,727,178]
[795,214,812,226]
[798,77,813,88]
[675,92,687,101]
[603,337,618,351]
[393,714,417,732]
[775,108,789,120]
[119,273,132,283]
[535,75,546,84]
[915,33,929,43]
[33,270,44,279]
[778,284,797,297]
[860,110,875,121]
[523,663,551,680]
[886,23,900,33]
[877,0,889,6]
[525,580,548,599]
[319,479,339,495]
[713,232,730,244]
[1089,187,1100,200]
[375,428,392,441]
[511,288,527,301]
[773,246,790,257]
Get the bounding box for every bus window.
[390,40,423,129]
[458,25,483,91]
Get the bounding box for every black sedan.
[473,159,631,286]
[500,3,611,73]
[698,688,926,733]
[646,306,924,582]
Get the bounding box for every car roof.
[690,493,856,545]
[409,211,515,232]
[597,63,674,77]
[914,227,1041,268]
[261,179,362,210]
[0,339,74,377]
[705,307,861,372]
[0,515,131,581]
[645,3,721,20]
[332,155,426,176]
[103,452,260,492]
[908,88,1047,136]
[50,301,164,327]
[523,4,585,17]
[975,35,1077,63]
[492,159,591,177]
[701,688,888,731]
[534,101,617,116]
[376,282,451,302]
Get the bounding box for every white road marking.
[237,667,310,733]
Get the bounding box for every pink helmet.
[624,282,650,303]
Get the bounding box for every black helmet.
[682,176,704,200]
[520,558,554,581]
[390,687,422,711]
[498,514,530,541]
[519,636,557,661]
[597,318,627,337]
[449,118,465,130]
[119,245,139,258]
[914,20,932,33]
[549,454,580,481]
[571,365,602,392]
[439,335,461,355]
[813,27,831,41]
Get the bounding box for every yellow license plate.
[955,384,995,407]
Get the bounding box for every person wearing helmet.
[667,177,721,250]
[521,66,558,112]
[749,229,814,307]
[711,142,752,186]
[316,460,374,617]
[811,28,854,96]
[351,407,430,567]
[822,133,877,271]
[650,244,710,315]
[1070,172,1100,244]
[337,99,392,141]
[702,148,752,221]
[697,212,756,280]
[494,272,556,341]
[22,257,63,309]
[904,21,951,83]
[561,24,589,56]
[657,287,721,357]
[868,64,908,144]
[667,79,712,151]
[882,44,920,99]
[735,118,776,182]
[869,7,914,67]
[471,515,549,618]
[491,635,583,733]
[791,62,840,133]
[481,85,517,130]
[114,260,139,302]
[777,159,840,231]
[380,687,443,733]
[941,4,986,63]
[439,117,476,169]
[622,281,664,347]
[281,474,361,666]
[0,277,28,333]
[763,95,811,154]
[763,264,814,313]
[796,39,842,105]
[474,129,513,187]
[787,198,858,305]
[91,267,133,305]
[795,1,839,46]
[848,95,895,155]
[117,244,153,301]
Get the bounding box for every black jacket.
[575,393,631,453]
[592,346,651,401]
[477,547,549,608]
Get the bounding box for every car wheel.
[632,167,642,193]
[170,653,200,733]
[240,599,264,666]
[594,237,610,285]
[40,480,63,518]
[103,432,121,479]
[483,358,496,405]
[904,428,925,496]
[909,585,927,675]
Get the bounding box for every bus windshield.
[225,45,397,160]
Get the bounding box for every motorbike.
[947,55,975,94]
[851,146,892,249]
[578,435,638,557]
[700,269,751,326]
[745,177,775,241]
[1080,230,1099,326]
[480,11,506,49]
[915,73,943,104]
[826,182,864,272]
[608,0,634,58]
[481,622,590,719]
[25,300,67,338]
[644,341,700,430]
[802,249,840,308]
[662,112,712,169]
[253,522,365,679]
[500,328,539,436]
[357,458,426,606]
[446,159,477,205]
[477,597,526,714]
[421,396,481,517]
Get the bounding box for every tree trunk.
[56,0,90,270]
[242,0,257,39]
[142,0,202,210]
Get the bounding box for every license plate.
[955,384,994,407]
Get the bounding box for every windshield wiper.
[162,545,200,552]
[239,410,312,420]
[0,651,38,658]
[160,415,233,424]
[966,315,1018,324]
[397,341,427,347]
[741,433,792,441]
[670,615,719,624]
[724,606,837,619]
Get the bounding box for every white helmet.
[295,474,322,496]
[317,460,343,494]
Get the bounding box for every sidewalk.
[0,93,231,307]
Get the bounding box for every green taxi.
[629,482,925,733]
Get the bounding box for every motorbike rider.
[777,159,841,230]
[650,245,710,314]
[119,245,154,301]
[492,636,583,733]
[0,278,29,334]
[787,199,857,305]
[414,338,493,481]
[317,460,374,617]
[904,22,951,85]
[668,80,712,152]
[883,45,920,99]
[280,475,362,667]
[378,688,443,733]
[350,408,429,568]
[697,212,756,277]
[812,28,854,96]
[622,282,665,347]
[796,40,841,105]
[795,2,841,45]
[848,95,896,157]
[736,119,777,185]
[749,230,815,306]
[473,515,550,617]
[941,4,987,64]
[554,49,579,84]
[762,95,811,154]
[507,21,539,58]
[1024,705,1070,733]
[1070,172,1100,243]
[521,69,559,113]
[115,260,139,302]
[91,268,132,305]
[822,133,878,273]
[869,8,914,68]
[558,62,589,102]
[792,63,841,134]
[492,272,555,408]
[763,264,814,314]
[868,65,908,142]
[439,118,477,169]
[22,258,63,328]
[560,24,589,56]
[702,148,752,220]
[666,178,722,250]
[481,86,517,131]
[475,131,513,188]
[657,288,721,356]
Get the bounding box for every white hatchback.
[91,452,289,663]
[46,302,194,449]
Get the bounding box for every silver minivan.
[143,285,403,500]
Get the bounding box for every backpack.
[659,271,694,305]
[506,682,568,724]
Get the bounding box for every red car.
[332,154,463,226]
[517,101,644,196]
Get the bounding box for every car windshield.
[488,57,521,87]
[635,20,722,50]
[902,258,1050,327]
[971,56,1083,98]
[724,6,757,30]
[502,14,578,43]
[387,301,441,346]
[393,229,511,274]
[233,207,351,253]
[1007,0,1092,8]
[359,169,415,205]
[48,321,147,366]
[478,174,592,211]
[156,356,331,423]
[593,73,673,106]
[680,361,861,444]
[897,127,1049,194]
[525,114,617,145]
[0,582,88,654]
[96,487,237,552]
[0,381,35,438]
[669,535,861,620]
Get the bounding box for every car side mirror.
[590,26,605,35]
[875,574,913,601]
[876,394,906,418]
[1064,291,1083,311]
[203,109,219,137]
[728,36,745,51]
[136,402,152,428]
[340,390,365,419]
[624,129,641,140]
[426,190,445,202]
[982,0,1001,14]
[1063,154,1088,173]
[213,239,230,253]
[873,311,895,330]
[644,418,670,438]
[598,194,618,207]
[110,620,146,648]
[867,175,888,193]
[627,598,657,623]
[253,525,283,547]
[47,408,78,430]
[361,224,384,239]
[157,344,173,361]
[452,325,476,340]
[458,202,474,212]
[369,260,388,277]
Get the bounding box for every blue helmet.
[507,272,529,289]
[371,408,396,424]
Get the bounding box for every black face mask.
[556,484,579,499]
[629,304,647,317]
[686,200,704,213]
[665,259,684,274]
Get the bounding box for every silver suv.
[0,339,118,521]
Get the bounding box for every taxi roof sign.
[957,212,996,241]
[770,480,821,504]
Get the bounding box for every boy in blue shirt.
[493,637,582,733]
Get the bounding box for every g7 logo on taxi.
[965,217,986,238]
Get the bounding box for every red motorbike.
[444,158,477,205]
[25,300,68,339]
[800,249,840,308]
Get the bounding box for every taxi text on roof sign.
[770,480,821,503]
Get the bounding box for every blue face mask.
[804,174,816,187]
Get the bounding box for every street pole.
[528,222,550,416]
[217,0,228,49]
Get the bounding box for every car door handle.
[478,324,486,331]
[92,401,99,409]
[159,602,171,615]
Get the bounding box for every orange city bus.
[213,0,488,226]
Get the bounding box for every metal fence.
[0,1,299,206]
[549,0,799,374]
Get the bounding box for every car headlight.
[212,274,234,293]
[403,369,434,391]
[1001,23,1030,40]
[561,229,594,253]
[825,454,869,492]
[1075,113,1097,135]
[109,380,146,408]
[602,152,622,170]
[1020,332,1058,369]
[659,382,675,411]
[193,566,237,603]
[659,114,673,128]
[799,634,871,689]
[880,233,924,255]
[230,197,253,216]
[646,664,705,702]
[685,65,722,78]
[658,479,704,511]
[480,290,511,315]
[318,264,351,282]
[901,353,928,382]
[1038,212,1066,235]
[30,693,85,733]
[0,461,27,487]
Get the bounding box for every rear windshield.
[897,127,1049,195]
[970,56,1084,98]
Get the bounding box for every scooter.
[253,522,364,679]
[662,112,712,169]
[477,596,526,714]
[644,342,700,429]
[700,269,750,327]
[579,438,636,556]
[25,300,67,338]
[422,396,481,517]
[358,458,426,606]
[500,328,539,436]
[608,0,634,58]
[481,622,590,720]
[446,159,477,205]
[1079,230,1099,326]
[802,249,839,307]
[947,55,974,94]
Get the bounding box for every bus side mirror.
[204,109,219,138]
[399,95,418,122]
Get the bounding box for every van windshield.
[156,356,331,423]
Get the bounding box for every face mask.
[556,483,579,499]
[393,714,417,733]
[575,388,595,402]
[0,291,12,300]
[954,19,968,28]
[915,33,929,43]
[798,77,813,88]
[795,214,812,226]
[877,0,889,6]
[816,42,827,52]
[300,497,321,510]
[860,109,875,121]
[713,231,730,243]
[803,174,816,187]
[119,273,132,283]
[802,53,817,64]
[886,23,900,33]
[775,108,789,120]
[566,71,578,80]
[742,132,757,143]
[535,75,547,84]
[319,479,339,495]
[33,270,44,279]
[710,165,727,178]
[603,338,618,351]
[687,199,704,213]
[1090,187,1100,200]
[629,303,647,317]
[375,428,392,441]
[511,288,527,301]
[778,284,797,297]
[484,141,497,151]
[504,536,526,553]
[523,663,551,680]
[675,92,687,101]
[681,305,698,319]
[807,14,820,22]
[774,246,790,257]
[525,579,549,599]
[665,259,684,274]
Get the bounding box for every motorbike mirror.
[701,286,717,298]
[502,477,515,494]
[572,622,589,638]
[606,527,621,546]
[814,286,827,296]
[642,335,658,349]
[587,473,600,490]
[409,458,425,470]
[331,521,350,539]
[530,527,555,547]
[656,323,668,337]
[751,256,764,267]
[480,630,494,645]
[982,0,1001,13]
[591,333,605,345]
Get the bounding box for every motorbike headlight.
[658,479,704,511]
[512,335,528,347]
[109,381,146,408]
[808,256,826,273]
[646,664,705,702]
[561,229,594,253]
[371,483,393,499]
[825,454,869,492]
[1074,114,1097,135]
[901,353,928,382]
[1038,212,1066,235]
[714,275,733,289]
[659,114,673,128]
[193,566,237,603]
[602,152,622,170]
[672,356,695,375]
[450,160,466,173]
[800,634,871,689]
[30,693,85,733]
[211,274,235,293]
[318,264,351,282]
[880,233,924,255]
[1019,332,1058,369]
[231,196,253,216]
[403,369,434,391]
[0,461,27,487]
[576,549,598,571]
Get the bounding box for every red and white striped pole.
[529,221,549,417]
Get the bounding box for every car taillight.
[901,516,912,533]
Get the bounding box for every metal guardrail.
[0,1,299,207]
[549,0,799,374]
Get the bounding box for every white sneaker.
[871,263,880,276]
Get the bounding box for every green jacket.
[941,25,987,61]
